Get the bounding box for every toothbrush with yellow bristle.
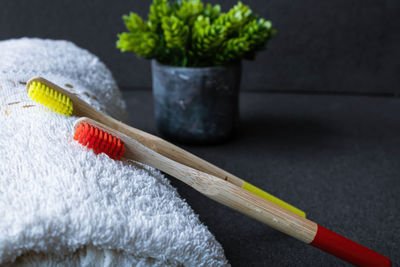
[27,76,305,217]
[72,117,391,267]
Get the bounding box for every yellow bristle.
[27,81,73,116]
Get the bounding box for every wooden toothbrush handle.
[139,145,391,266]
[100,114,244,185]
[76,117,391,266]
[28,77,244,187]
[123,135,317,243]
[191,168,317,242]
[28,77,304,217]
[99,115,305,217]
[78,116,314,243]
[175,166,391,266]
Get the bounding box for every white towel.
[0,38,228,266]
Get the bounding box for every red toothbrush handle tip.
[310,224,391,267]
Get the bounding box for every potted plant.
[117,0,275,144]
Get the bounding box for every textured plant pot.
[151,60,242,144]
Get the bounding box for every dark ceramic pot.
[151,60,242,144]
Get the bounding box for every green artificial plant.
[117,0,276,67]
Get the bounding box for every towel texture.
[0,38,228,266]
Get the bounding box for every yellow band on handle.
[242,181,306,218]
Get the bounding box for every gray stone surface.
[123,90,399,266]
[152,61,241,144]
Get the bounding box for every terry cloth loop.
[0,38,228,267]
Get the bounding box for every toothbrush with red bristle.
[26,76,306,218]
[73,117,391,267]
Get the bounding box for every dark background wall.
[0,0,399,93]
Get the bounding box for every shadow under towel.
[0,38,228,266]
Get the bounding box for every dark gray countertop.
[122,91,399,266]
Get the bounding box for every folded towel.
[0,38,228,266]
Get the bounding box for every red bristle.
[115,139,122,159]
[99,131,106,154]
[103,132,109,155]
[118,143,125,160]
[83,124,91,146]
[111,136,118,159]
[77,124,85,144]
[97,130,104,154]
[87,126,95,149]
[78,124,89,145]
[74,123,84,140]
[93,128,100,154]
[76,123,85,144]
[74,123,125,160]
[113,136,120,159]
[116,138,121,152]
[108,134,115,159]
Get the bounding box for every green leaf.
[123,12,148,32]
[116,0,276,67]
[161,16,189,50]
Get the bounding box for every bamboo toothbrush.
[73,117,391,267]
[26,76,305,217]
